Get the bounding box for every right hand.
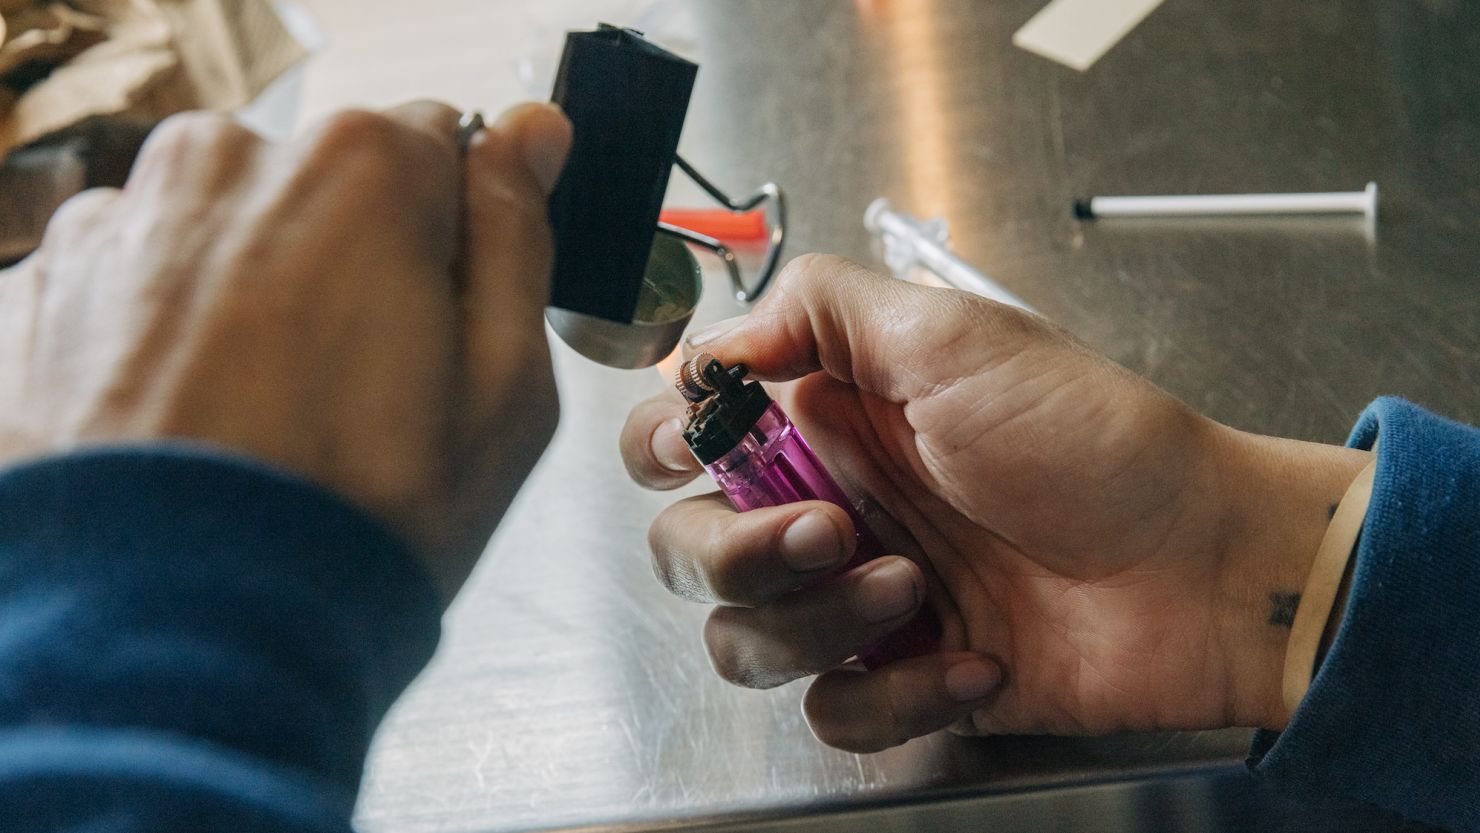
[621,255,1371,752]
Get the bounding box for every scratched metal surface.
[321,1,1480,831]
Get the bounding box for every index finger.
[682,254,1039,403]
[620,391,703,490]
[460,102,570,331]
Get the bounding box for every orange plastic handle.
[659,208,767,242]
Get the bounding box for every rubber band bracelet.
[1281,450,1379,714]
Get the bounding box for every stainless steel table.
[326,2,1479,830]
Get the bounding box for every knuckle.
[420,99,462,122]
[161,112,253,151]
[958,290,1037,342]
[398,98,461,125]
[140,112,256,169]
[775,253,836,294]
[777,253,861,293]
[44,188,117,242]
[309,108,404,158]
[297,109,425,204]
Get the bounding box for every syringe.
[864,198,1034,313]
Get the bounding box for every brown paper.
[0,0,306,156]
[0,5,108,79]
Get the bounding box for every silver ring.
[457,110,485,153]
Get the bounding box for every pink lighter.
[675,353,941,669]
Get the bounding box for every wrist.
[1207,425,1372,730]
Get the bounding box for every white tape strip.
[1012,0,1168,71]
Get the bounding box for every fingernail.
[853,559,920,624]
[516,104,572,195]
[780,511,846,573]
[944,658,1001,702]
[686,315,745,349]
[652,418,695,473]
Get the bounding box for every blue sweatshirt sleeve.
[1249,397,1480,831]
[0,446,442,832]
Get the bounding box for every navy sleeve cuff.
[1248,398,1480,830]
[0,445,442,820]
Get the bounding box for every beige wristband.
[1281,450,1379,714]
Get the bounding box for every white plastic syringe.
[864,198,1034,313]
[1073,182,1378,220]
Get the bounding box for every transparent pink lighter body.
[703,402,940,668]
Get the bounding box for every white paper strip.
[1012,0,1167,71]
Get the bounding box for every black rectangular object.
[547,25,697,323]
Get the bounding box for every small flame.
[655,344,686,387]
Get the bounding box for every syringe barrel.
[867,199,1032,311]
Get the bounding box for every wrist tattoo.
[1268,592,1301,628]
